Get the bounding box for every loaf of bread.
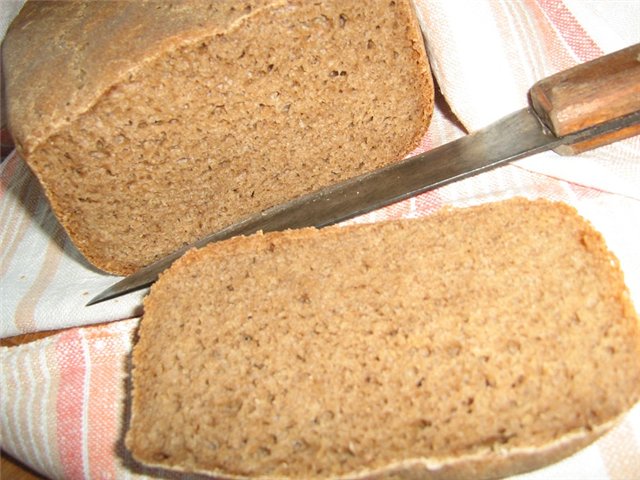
[126,198,640,479]
[2,0,433,274]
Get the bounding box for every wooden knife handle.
[529,43,640,155]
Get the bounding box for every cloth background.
[1,0,639,478]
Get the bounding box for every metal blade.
[87,107,640,306]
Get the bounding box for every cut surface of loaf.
[127,198,640,479]
[3,0,433,274]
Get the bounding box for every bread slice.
[3,0,433,274]
[126,198,640,479]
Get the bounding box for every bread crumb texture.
[127,198,640,479]
[3,0,433,274]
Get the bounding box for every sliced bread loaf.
[3,0,433,274]
[126,198,640,479]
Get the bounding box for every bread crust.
[3,0,284,155]
[127,420,613,480]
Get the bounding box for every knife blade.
[88,43,640,306]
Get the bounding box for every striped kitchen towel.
[1,0,639,478]
[414,0,640,201]
[2,315,640,480]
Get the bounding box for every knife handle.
[529,43,640,155]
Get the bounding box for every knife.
[88,43,640,306]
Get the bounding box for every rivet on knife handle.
[529,43,640,155]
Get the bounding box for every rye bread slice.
[126,198,640,479]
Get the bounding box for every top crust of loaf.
[3,0,283,155]
[127,198,640,480]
